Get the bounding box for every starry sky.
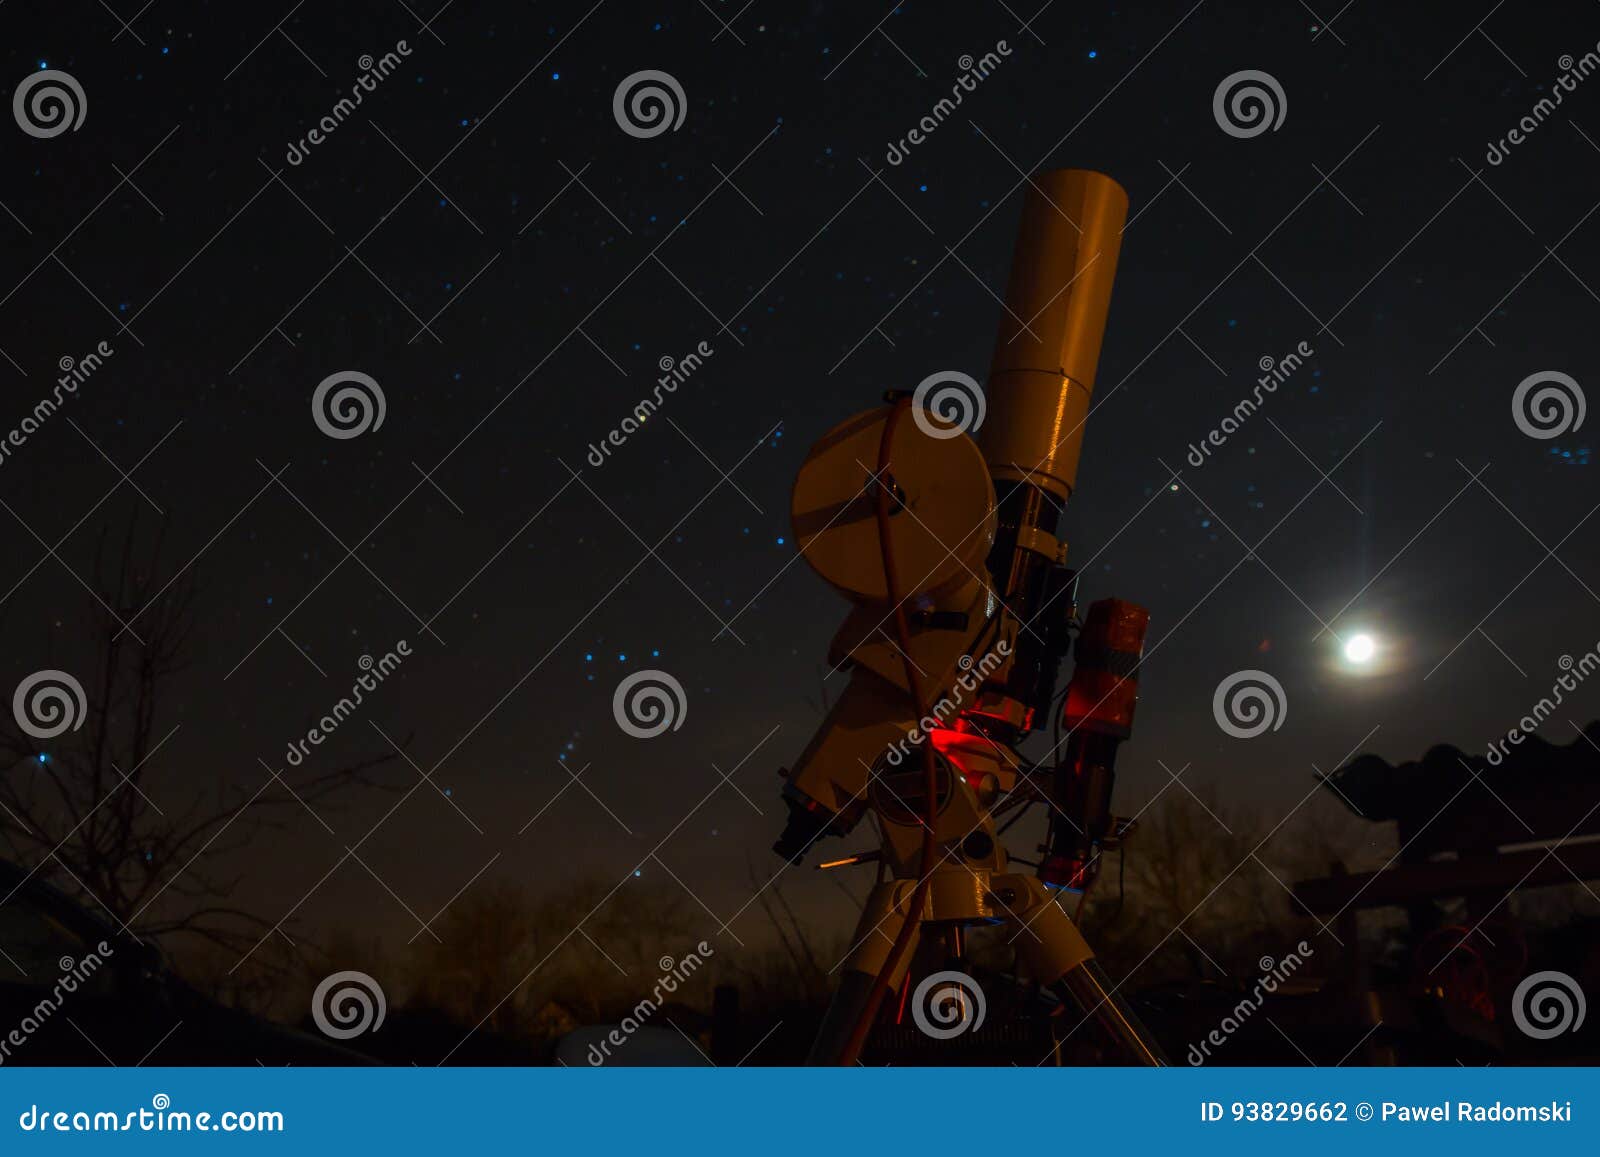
[3,1,1599,962]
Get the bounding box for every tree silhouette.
[0,517,398,964]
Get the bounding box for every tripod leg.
[806,880,920,1065]
[1000,874,1167,1065]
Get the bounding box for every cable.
[836,398,940,1067]
[995,798,1033,838]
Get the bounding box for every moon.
[1343,633,1376,664]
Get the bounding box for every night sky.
[3,0,1598,984]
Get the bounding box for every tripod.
[815,845,1162,1065]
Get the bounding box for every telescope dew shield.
[1061,598,1149,737]
[979,170,1128,503]
[1041,598,1149,891]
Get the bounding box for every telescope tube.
[979,169,1128,502]
[977,171,1129,737]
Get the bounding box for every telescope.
[773,169,1165,1065]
